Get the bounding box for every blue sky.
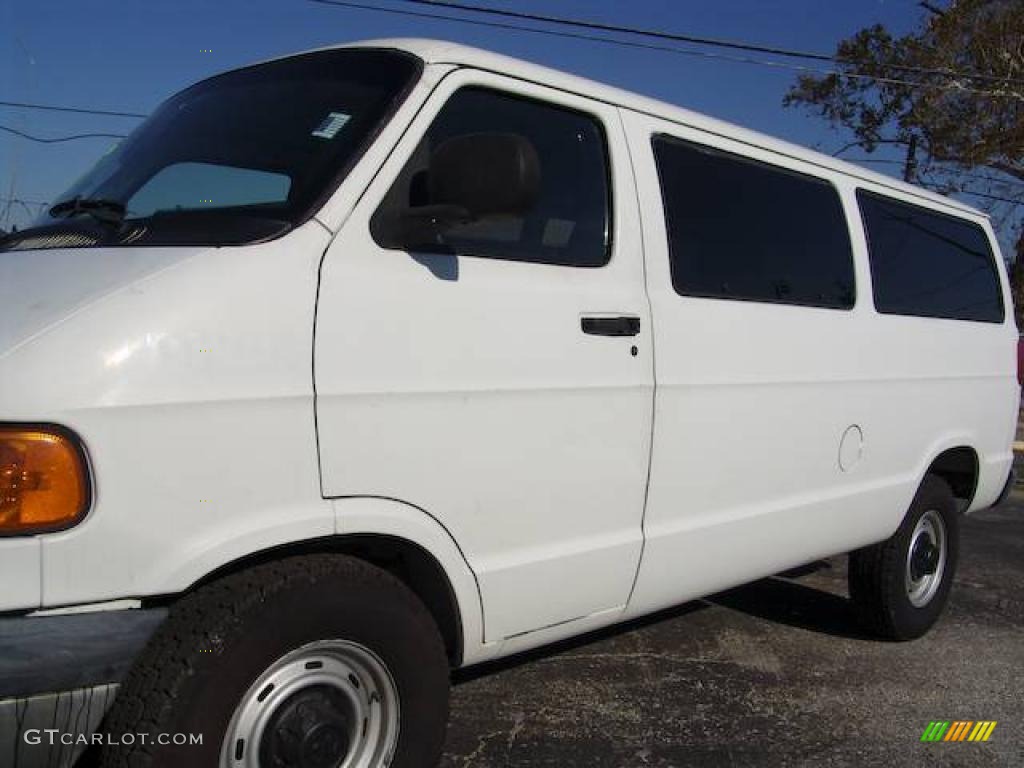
[0,0,970,234]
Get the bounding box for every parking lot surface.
[442,492,1024,767]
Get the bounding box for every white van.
[0,39,1017,768]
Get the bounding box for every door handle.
[580,315,641,337]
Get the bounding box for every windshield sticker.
[312,112,351,139]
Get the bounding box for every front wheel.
[849,475,960,640]
[98,554,451,768]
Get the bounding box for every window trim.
[651,133,858,311]
[856,188,1005,324]
[372,85,615,269]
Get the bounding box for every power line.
[0,196,48,206]
[847,157,913,166]
[0,197,48,226]
[306,0,1023,98]
[921,186,1023,207]
[0,124,127,144]
[395,0,1024,87]
[0,3,1015,126]
[0,197,47,225]
[845,158,1023,205]
[0,3,1015,127]
[0,99,146,119]
[846,156,1024,186]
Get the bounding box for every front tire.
[849,475,960,640]
[98,554,450,768]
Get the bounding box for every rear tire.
[849,475,960,640]
[97,554,450,768]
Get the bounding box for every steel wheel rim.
[905,509,947,608]
[220,639,400,768]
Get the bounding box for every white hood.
[0,245,209,358]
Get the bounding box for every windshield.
[5,48,420,250]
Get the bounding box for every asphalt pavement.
[441,490,1024,767]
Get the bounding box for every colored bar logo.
[921,721,997,742]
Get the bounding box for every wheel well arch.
[182,534,464,666]
[925,446,980,509]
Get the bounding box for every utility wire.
[395,0,1024,87]
[845,158,1023,205]
[0,2,1015,210]
[306,0,1023,98]
[846,156,1023,186]
[0,197,47,224]
[0,124,127,144]
[846,163,1023,206]
[0,99,146,119]
[918,186,1023,206]
[0,2,1017,124]
[0,196,48,206]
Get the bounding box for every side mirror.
[372,132,541,250]
[429,132,541,219]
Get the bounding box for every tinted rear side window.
[857,191,1004,323]
[653,136,855,309]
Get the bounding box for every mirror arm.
[382,204,472,251]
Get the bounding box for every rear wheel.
[849,475,960,640]
[98,554,450,768]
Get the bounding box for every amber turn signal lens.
[0,426,89,535]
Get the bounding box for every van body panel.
[0,539,41,611]
[330,496,488,663]
[0,222,333,608]
[314,67,654,641]
[620,108,1017,615]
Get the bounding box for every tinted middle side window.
[653,136,855,309]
